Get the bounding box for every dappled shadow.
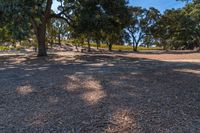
[0,53,200,132]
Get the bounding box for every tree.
[185,1,200,51]
[0,0,75,56]
[151,9,184,50]
[151,3,200,50]
[47,19,58,48]
[73,0,130,51]
[101,0,130,51]
[0,26,12,44]
[54,19,68,46]
[127,7,160,51]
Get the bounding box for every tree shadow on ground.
[0,54,200,133]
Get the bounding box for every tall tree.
[127,7,160,51]
[73,0,130,51]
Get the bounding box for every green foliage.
[151,1,200,50]
[72,0,130,51]
[0,0,200,54]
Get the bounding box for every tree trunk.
[58,33,61,47]
[96,40,100,50]
[135,43,138,52]
[161,40,167,50]
[37,25,47,57]
[132,43,136,51]
[75,44,79,52]
[50,39,53,49]
[197,37,200,52]
[198,43,200,52]
[108,43,112,51]
[30,0,52,57]
[96,41,99,50]
[87,39,91,52]
[132,36,136,52]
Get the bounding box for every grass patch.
[0,46,10,51]
[70,42,162,51]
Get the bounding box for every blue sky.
[129,0,185,13]
[52,0,186,13]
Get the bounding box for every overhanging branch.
[50,14,72,27]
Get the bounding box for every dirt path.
[0,52,200,132]
[114,51,200,61]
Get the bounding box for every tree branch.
[50,14,72,27]
[44,0,53,22]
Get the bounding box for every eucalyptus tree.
[54,19,68,46]
[127,7,160,51]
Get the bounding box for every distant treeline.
[0,0,199,56]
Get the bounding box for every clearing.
[0,51,200,132]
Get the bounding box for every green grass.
[71,42,162,51]
[0,46,10,51]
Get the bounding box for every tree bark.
[87,39,91,52]
[37,25,47,57]
[58,33,61,47]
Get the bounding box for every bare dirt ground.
[0,51,200,133]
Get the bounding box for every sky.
[130,0,185,13]
[52,0,186,13]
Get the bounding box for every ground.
[0,51,200,133]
